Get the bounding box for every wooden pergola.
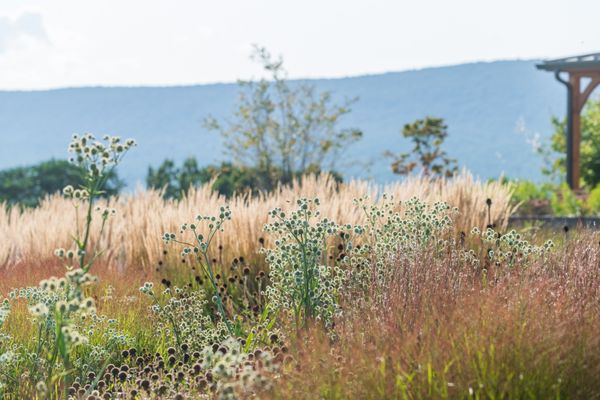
[537,53,600,190]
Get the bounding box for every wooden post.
[570,74,581,190]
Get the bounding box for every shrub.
[585,183,600,215]
[550,182,584,216]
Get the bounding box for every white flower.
[28,303,49,318]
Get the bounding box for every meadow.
[0,135,598,399]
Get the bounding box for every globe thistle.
[35,381,47,394]
[28,303,49,318]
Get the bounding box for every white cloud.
[0,11,49,53]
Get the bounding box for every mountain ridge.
[0,59,566,187]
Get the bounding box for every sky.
[0,0,598,90]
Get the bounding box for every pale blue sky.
[0,0,598,89]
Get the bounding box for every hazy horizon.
[0,58,544,92]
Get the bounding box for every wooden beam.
[576,76,600,113]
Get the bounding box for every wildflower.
[35,381,47,394]
[29,303,49,318]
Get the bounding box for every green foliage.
[550,183,584,216]
[514,179,600,216]
[509,180,555,215]
[0,159,123,208]
[542,95,600,188]
[146,158,212,200]
[585,184,600,214]
[203,163,342,198]
[386,116,458,177]
[147,159,342,199]
[204,46,362,190]
[511,180,549,204]
[549,182,600,216]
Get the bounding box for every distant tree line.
[0,159,123,208]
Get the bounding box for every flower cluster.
[352,196,455,285]
[199,337,279,399]
[71,314,133,375]
[162,205,232,254]
[62,185,89,201]
[263,198,361,328]
[472,227,555,266]
[68,133,136,178]
[67,338,282,400]
[0,350,16,397]
[162,205,234,334]
[0,134,136,397]
[0,299,9,327]
[16,272,98,345]
[358,196,453,250]
[140,285,228,350]
[95,205,117,220]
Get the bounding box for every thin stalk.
[191,225,234,336]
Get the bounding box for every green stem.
[191,225,234,336]
[202,251,234,335]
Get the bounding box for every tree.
[146,158,211,199]
[204,46,362,190]
[0,159,124,208]
[386,116,457,177]
[541,96,600,189]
